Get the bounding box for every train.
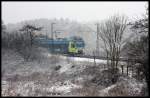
[34,36,85,55]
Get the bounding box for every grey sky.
[2,2,147,24]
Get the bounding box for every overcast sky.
[2,1,147,24]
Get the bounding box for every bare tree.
[98,15,128,69]
[19,24,43,47]
[18,24,43,61]
[2,20,6,33]
[2,20,10,48]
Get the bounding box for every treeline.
[125,7,148,86]
[2,22,43,61]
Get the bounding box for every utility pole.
[96,23,100,56]
[55,31,59,39]
[46,29,49,49]
[51,22,56,53]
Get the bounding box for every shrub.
[54,65,61,71]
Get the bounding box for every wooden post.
[126,58,130,76]
[121,65,124,74]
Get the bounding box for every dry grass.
[2,71,62,96]
[102,77,147,96]
[49,55,62,64]
[71,85,99,96]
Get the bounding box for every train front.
[69,37,85,55]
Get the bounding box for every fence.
[92,55,142,80]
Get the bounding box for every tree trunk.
[121,65,124,74]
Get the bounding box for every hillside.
[5,18,137,56]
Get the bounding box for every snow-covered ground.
[2,49,147,96]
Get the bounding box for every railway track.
[63,54,137,62]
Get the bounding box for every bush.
[91,68,120,87]
[107,81,145,96]
[18,46,43,61]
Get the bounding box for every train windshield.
[71,43,75,48]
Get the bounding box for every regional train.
[34,36,85,55]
